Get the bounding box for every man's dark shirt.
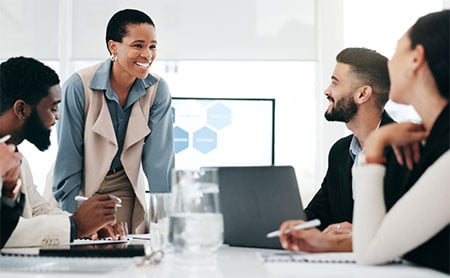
[1,193,25,248]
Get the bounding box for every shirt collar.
[89,59,159,107]
[89,59,159,91]
[349,135,362,161]
[348,116,383,161]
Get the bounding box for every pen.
[75,195,123,207]
[0,134,11,143]
[266,219,321,238]
[74,195,89,202]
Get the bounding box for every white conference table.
[0,245,446,278]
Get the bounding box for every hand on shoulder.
[365,122,427,169]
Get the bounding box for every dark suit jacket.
[0,193,25,248]
[305,111,409,230]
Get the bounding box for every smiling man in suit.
[279,48,409,252]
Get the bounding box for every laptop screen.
[216,165,306,249]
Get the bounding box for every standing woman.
[53,9,174,234]
[352,10,449,273]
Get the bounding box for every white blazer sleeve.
[352,150,450,265]
[4,214,70,248]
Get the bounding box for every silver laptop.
[216,165,306,249]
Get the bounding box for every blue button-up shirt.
[349,135,363,200]
[53,60,175,212]
[349,119,382,199]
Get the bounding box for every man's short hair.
[336,48,390,110]
[0,56,59,114]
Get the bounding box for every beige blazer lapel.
[91,97,117,145]
[121,102,151,187]
[83,93,118,197]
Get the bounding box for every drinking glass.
[168,168,224,255]
[149,193,172,251]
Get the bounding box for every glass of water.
[168,168,224,255]
[149,193,172,251]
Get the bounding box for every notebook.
[258,251,356,263]
[216,165,306,249]
[39,243,146,257]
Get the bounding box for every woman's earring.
[110,54,117,62]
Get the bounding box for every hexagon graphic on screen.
[207,103,231,130]
[174,126,189,153]
[193,127,217,153]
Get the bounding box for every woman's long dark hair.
[409,10,450,99]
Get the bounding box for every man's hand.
[0,143,22,200]
[72,194,121,238]
[0,143,21,176]
[323,221,352,235]
[279,220,352,252]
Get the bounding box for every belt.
[107,166,124,175]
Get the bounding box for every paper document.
[258,251,356,263]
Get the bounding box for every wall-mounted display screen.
[172,97,275,169]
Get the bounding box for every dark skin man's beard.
[22,110,51,151]
[324,95,358,123]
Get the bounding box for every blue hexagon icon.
[207,103,231,130]
[193,127,217,154]
[174,126,189,153]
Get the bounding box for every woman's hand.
[364,122,427,169]
[97,221,128,240]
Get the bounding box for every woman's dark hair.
[105,9,155,53]
[0,56,59,114]
[409,10,450,99]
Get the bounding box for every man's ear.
[13,100,31,121]
[355,85,373,104]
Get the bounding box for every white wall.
[4,0,324,206]
[2,0,445,207]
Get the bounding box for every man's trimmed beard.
[23,109,51,151]
[324,94,358,123]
